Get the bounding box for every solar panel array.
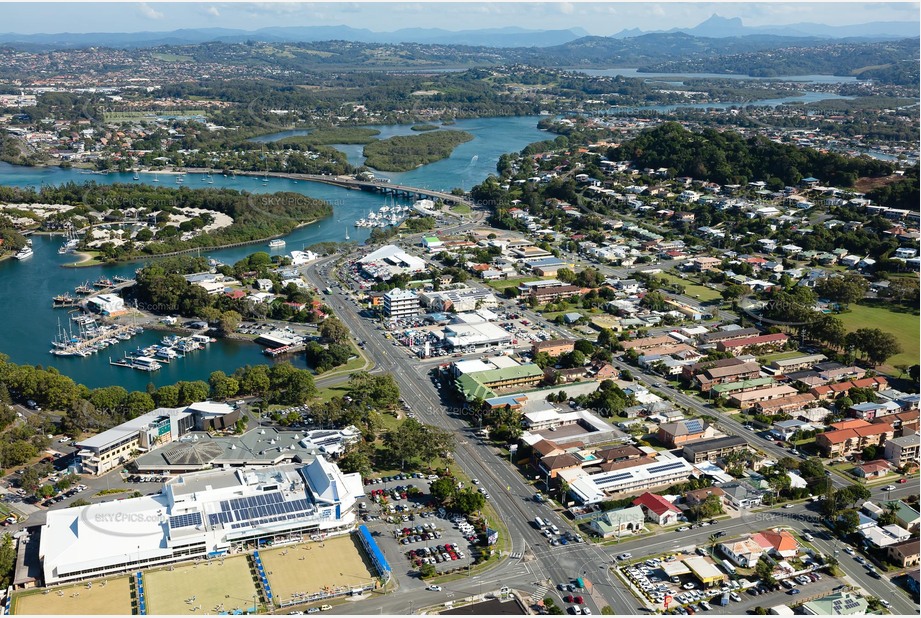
[169,512,203,529]
[647,461,688,474]
[683,419,704,433]
[205,491,316,530]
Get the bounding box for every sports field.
[260,535,375,603]
[14,576,132,615]
[837,304,920,369]
[144,555,258,615]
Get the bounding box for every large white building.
[75,402,237,475]
[85,293,125,315]
[561,455,695,504]
[359,244,426,280]
[383,288,421,319]
[40,459,363,585]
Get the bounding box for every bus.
[534,517,546,530]
[721,559,737,575]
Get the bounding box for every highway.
[301,250,918,615]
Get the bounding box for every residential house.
[685,487,726,508]
[887,539,920,568]
[753,529,800,559]
[632,492,681,526]
[657,419,711,448]
[893,501,921,534]
[719,481,765,509]
[694,362,762,392]
[850,400,902,421]
[853,459,893,479]
[718,536,765,567]
[754,393,819,416]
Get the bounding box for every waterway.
[0,116,549,390]
[574,68,860,84]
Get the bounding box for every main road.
[301,252,917,616]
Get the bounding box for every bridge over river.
[209,170,476,209]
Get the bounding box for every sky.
[0,1,918,35]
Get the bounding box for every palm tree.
[708,533,719,557]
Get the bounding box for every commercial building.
[801,591,868,616]
[85,293,125,315]
[359,244,426,280]
[454,364,544,401]
[563,455,695,504]
[40,459,363,585]
[585,506,646,538]
[682,436,749,464]
[419,287,498,313]
[75,402,237,475]
[383,288,421,319]
[683,556,727,587]
[442,316,514,352]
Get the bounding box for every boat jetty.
[50,315,145,358]
[108,333,214,371]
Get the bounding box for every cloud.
[558,2,575,15]
[137,2,164,21]
[207,6,221,18]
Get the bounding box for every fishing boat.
[52,294,77,308]
[74,282,93,295]
[268,239,286,248]
[93,278,115,288]
[113,275,133,283]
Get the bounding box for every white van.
[534,517,546,529]
[550,524,560,535]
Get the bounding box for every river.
[0,116,549,390]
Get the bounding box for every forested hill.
[610,122,894,188]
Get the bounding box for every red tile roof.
[632,492,680,515]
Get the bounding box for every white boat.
[13,246,33,260]
[268,239,286,248]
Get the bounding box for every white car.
[427,585,442,592]
[677,526,690,532]
[882,485,896,491]
[844,547,856,555]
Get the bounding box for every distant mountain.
[0,25,589,49]
[611,14,919,40]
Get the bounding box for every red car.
[899,478,908,483]
[564,595,574,603]
[574,596,584,605]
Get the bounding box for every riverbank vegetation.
[275,127,381,146]
[130,254,331,324]
[362,130,474,172]
[0,183,332,262]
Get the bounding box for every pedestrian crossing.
[530,583,550,603]
[511,552,523,560]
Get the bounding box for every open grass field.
[836,303,920,370]
[260,535,375,603]
[14,576,132,615]
[485,276,542,291]
[657,272,722,302]
[144,555,258,616]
